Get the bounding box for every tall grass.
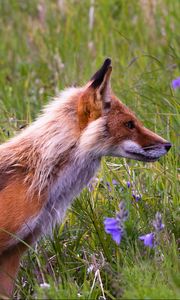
[0,0,179,298]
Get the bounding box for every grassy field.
[0,0,179,299]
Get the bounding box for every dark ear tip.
[103,58,112,66]
[90,58,112,88]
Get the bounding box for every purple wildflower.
[135,195,141,202]
[117,201,129,221]
[172,77,180,89]
[106,181,111,191]
[104,201,128,245]
[127,181,131,188]
[139,232,155,248]
[104,218,123,244]
[139,212,165,249]
[132,193,141,202]
[112,179,119,186]
[153,212,165,232]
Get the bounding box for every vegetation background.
[0,0,179,299]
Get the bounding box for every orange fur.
[77,89,102,130]
[0,229,40,298]
[106,95,166,147]
[0,58,171,296]
[0,174,46,252]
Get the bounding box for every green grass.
[0,0,179,299]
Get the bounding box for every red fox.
[0,58,171,296]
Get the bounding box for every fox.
[0,58,171,297]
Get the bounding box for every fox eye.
[125,121,135,129]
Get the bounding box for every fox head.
[77,58,171,162]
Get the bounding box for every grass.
[0,0,179,299]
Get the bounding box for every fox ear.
[77,59,112,131]
[90,58,112,111]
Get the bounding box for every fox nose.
[164,142,172,152]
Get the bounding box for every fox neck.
[38,153,101,234]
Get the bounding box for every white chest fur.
[38,155,100,234]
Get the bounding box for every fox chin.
[0,58,171,297]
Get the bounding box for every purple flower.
[139,212,165,249]
[153,212,165,232]
[112,179,119,186]
[135,195,142,202]
[104,201,128,245]
[104,218,123,244]
[139,232,155,248]
[106,181,111,191]
[117,201,129,221]
[127,181,131,188]
[172,77,180,89]
[132,193,141,202]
